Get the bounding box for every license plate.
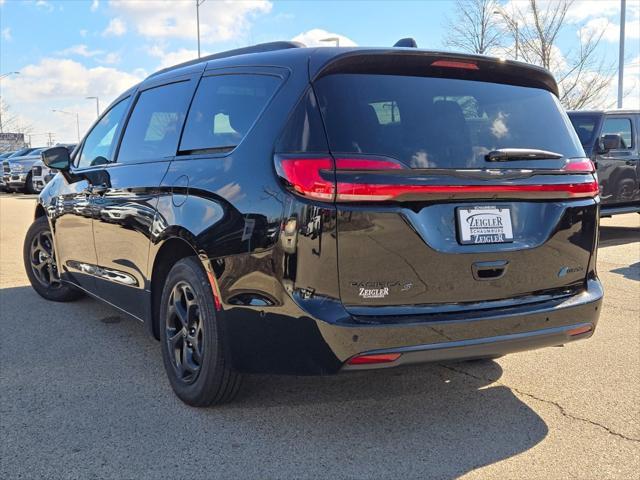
[457,206,513,245]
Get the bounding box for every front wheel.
[159,257,241,406]
[23,216,83,302]
[24,173,36,194]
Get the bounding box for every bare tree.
[444,0,617,110]
[0,99,33,136]
[444,0,503,55]
[500,0,615,109]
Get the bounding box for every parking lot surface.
[1,193,638,479]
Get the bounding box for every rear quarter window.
[179,74,281,154]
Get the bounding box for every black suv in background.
[25,42,602,406]
[568,110,639,216]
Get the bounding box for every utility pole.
[196,0,207,58]
[617,0,626,108]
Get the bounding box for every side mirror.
[41,146,71,171]
[598,134,623,153]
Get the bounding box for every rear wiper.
[485,148,563,162]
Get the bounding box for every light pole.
[617,0,626,108]
[196,0,207,58]
[86,96,100,118]
[493,10,519,60]
[52,109,80,143]
[0,71,20,133]
[320,37,340,47]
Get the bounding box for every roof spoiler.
[393,38,418,48]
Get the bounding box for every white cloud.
[102,17,126,37]
[1,27,11,41]
[35,0,54,12]
[56,44,103,58]
[1,58,146,143]
[148,45,198,70]
[2,58,144,103]
[90,0,99,12]
[580,16,640,43]
[292,28,357,47]
[79,29,88,37]
[109,0,271,43]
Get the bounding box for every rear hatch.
[276,52,598,312]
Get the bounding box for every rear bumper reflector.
[567,324,593,336]
[347,353,402,365]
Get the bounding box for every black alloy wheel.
[23,216,82,302]
[159,257,241,406]
[29,229,60,288]
[165,281,205,384]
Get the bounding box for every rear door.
[595,115,639,205]
[310,67,598,310]
[91,75,198,319]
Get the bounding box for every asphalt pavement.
[0,193,638,479]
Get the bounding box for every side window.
[601,117,633,150]
[117,81,193,164]
[179,74,281,154]
[77,98,129,169]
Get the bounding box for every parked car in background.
[3,148,37,192]
[32,144,76,192]
[568,109,639,216]
[25,41,602,407]
[3,148,46,193]
[0,151,17,191]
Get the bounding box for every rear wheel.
[159,257,241,406]
[23,216,82,302]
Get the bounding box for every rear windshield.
[314,74,583,168]
[568,113,600,146]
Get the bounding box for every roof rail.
[148,41,305,79]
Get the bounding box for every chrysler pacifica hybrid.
[25,41,603,406]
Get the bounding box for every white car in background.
[32,144,76,192]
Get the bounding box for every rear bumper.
[342,322,593,371]
[226,278,603,374]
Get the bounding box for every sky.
[0,0,639,144]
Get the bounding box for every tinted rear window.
[314,74,583,168]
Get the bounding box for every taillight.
[276,155,599,202]
[563,158,595,173]
[276,157,335,201]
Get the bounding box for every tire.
[159,257,241,406]
[23,216,83,302]
[24,173,35,194]
[616,178,635,203]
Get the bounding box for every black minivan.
[25,42,602,406]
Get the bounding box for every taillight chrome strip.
[275,156,599,202]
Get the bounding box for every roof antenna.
[394,38,417,48]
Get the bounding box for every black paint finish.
[35,46,603,375]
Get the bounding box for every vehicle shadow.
[599,225,640,248]
[0,285,548,479]
[611,261,640,281]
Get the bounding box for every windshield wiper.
[485,148,563,162]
